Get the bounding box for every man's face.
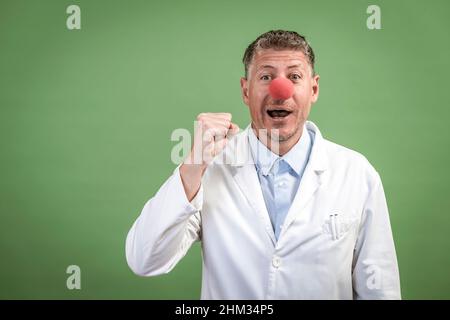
[240,49,319,145]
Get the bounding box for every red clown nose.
[268,77,294,100]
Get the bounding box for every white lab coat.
[126,121,401,299]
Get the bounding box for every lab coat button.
[272,256,281,268]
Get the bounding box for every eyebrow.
[287,64,304,69]
[258,64,305,71]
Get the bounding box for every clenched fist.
[180,113,240,201]
[189,113,240,166]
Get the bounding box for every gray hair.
[242,30,316,78]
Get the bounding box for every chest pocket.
[322,214,359,241]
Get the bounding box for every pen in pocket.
[330,214,339,240]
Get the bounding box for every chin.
[269,126,300,142]
[268,130,292,142]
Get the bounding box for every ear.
[311,74,320,104]
[240,77,250,106]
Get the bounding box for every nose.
[269,77,294,100]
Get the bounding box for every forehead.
[250,49,309,72]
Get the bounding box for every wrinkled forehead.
[250,49,310,74]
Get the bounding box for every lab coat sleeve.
[352,171,401,299]
[125,166,202,277]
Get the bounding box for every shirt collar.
[248,124,312,177]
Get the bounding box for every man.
[126,30,401,299]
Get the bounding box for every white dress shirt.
[248,125,313,240]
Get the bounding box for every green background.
[1,0,449,299]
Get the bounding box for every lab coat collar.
[247,127,279,176]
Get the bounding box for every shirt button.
[272,256,281,268]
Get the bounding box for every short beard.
[267,124,301,143]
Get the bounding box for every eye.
[290,73,302,81]
[260,74,271,81]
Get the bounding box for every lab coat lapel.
[227,127,277,246]
[280,122,330,237]
[232,164,277,246]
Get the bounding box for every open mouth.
[267,109,292,118]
